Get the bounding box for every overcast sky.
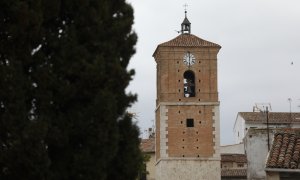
[126,0,300,145]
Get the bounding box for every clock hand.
[189,52,191,66]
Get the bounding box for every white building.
[233,112,300,143]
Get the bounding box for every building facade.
[234,112,300,143]
[153,11,221,180]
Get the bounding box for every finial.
[183,4,188,17]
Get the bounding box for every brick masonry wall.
[155,47,219,103]
[167,105,214,157]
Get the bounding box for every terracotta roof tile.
[140,138,155,153]
[266,129,300,169]
[157,34,221,48]
[221,169,247,177]
[221,154,247,163]
[239,112,300,123]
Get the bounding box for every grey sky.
[126,0,300,145]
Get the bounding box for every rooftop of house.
[221,154,247,163]
[140,137,155,153]
[239,112,300,124]
[266,129,300,169]
[221,169,247,177]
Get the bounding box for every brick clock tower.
[153,11,221,180]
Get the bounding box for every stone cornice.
[155,101,220,111]
[155,157,221,165]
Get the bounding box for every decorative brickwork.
[212,105,220,158]
[159,106,168,158]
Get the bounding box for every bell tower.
[153,11,221,180]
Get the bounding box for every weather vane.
[183,3,188,15]
[183,3,188,11]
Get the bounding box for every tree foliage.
[0,0,142,179]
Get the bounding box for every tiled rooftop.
[266,130,300,169]
[239,112,300,123]
[221,154,247,163]
[221,169,247,177]
[140,138,155,153]
[157,34,221,48]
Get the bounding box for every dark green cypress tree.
[107,114,143,180]
[0,0,142,179]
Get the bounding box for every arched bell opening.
[183,70,195,97]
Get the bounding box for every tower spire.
[181,4,191,34]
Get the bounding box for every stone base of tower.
[156,158,220,180]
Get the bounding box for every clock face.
[183,52,196,66]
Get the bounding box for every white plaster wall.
[233,114,245,144]
[244,129,273,180]
[156,159,220,180]
[220,143,245,154]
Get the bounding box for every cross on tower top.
[183,3,188,17]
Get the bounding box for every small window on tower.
[186,119,194,127]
